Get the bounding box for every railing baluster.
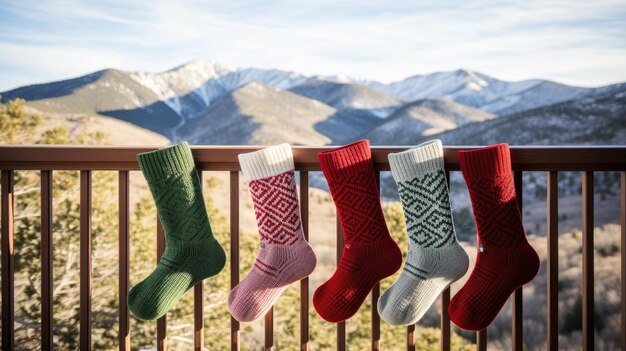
[230,171,240,351]
[620,172,626,350]
[194,171,204,351]
[156,218,167,351]
[476,329,487,351]
[513,171,523,350]
[1,170,15,350]
[441,171,452,351]
[547,171,558,350]
[118,171,130,351]
[193,284,204,349]
[371,283,380,351]
[41,170,53,350]
[440,289,451,350]
[372,171,381,351]
[80,170,92,351]
[336,215,346,351]
[406,324,415,351]
[299,171,309,351]
[265,308,274,351]
[582,171,594,351]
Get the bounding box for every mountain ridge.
[365,99,496,145]
[416,84,626,146]
[175,82,382,145]
[2,60,624,146]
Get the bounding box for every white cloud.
[0,0,625,90]
[0,43,125,88]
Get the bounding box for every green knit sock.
[128,142,226,321]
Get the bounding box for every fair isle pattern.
[377,164,469,327]
[248,170,303,245]
[466,175,524,248]
[397,170,455,248]
[327,170,389,243]
[229,147,317,323]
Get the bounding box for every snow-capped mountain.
[129,60,309,121]
[358,69,589,115]
[129,60,234,117]
[1,59,623,145]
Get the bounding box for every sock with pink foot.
[228,144,317,322]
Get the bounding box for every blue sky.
[0,0,625,91]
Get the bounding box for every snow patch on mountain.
[129,60,235,116]
[123,61,594,121]
[130,61,309,119]
[348,69,587,115]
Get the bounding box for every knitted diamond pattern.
[397,170,455,248]
[248,170,303,245]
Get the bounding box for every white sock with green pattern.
[378,140,469,326]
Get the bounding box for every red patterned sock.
[313,140,402,323]
[448,144,540,331]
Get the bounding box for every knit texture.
[228,144,316,322]
[378,140,469,326]
[128,142,226,321]
[313,140,402,323]
[448,144,540,331]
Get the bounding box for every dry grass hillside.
[25,106,170,146]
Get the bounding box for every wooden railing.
[1,145,626,351]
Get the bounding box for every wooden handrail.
[1,145,626,171]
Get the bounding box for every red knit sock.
[313,140,402,323]
[448,144,540,331]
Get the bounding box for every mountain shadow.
[313,109,383,144]
[174,92,264,144]
[100,101,182,138]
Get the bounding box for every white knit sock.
[377,140,469,326]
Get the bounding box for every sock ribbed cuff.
[137,142,196,183]
[238,143,294,180]
[458,143,512,182]
[389,139,444,182]
[318,139,373,180]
